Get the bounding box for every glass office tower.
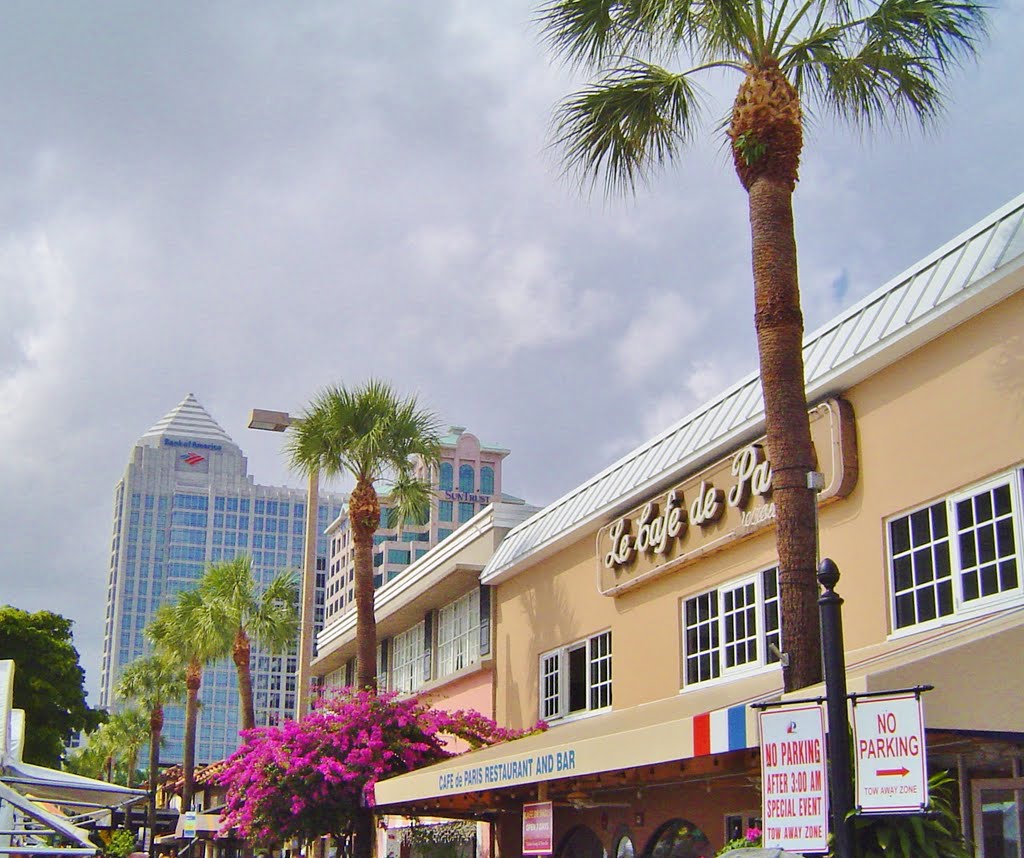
[98,394,346,764]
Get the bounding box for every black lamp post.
[818,558,854,858]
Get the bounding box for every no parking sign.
[852,692,928,814]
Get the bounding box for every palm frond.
[554,62,704,195]
[780,0,986,128]
[383,473,436,539]
[116,654,185,709]
[819,40,944,127]
[249,572,300,652]
[287,378,442,489]
[538,0,704,68]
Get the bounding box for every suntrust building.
[375,194,1024,858]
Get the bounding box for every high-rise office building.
[98,394,346,764]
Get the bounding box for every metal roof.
[481,192,1024,584]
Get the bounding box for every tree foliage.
[218,689,544,848]
[0,606,105,766]
[197,555,298,731]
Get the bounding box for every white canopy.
[0,660,146,855]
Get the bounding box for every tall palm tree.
[117,654,185,856]
[147,590,228,810]
[198,556,299,731]
[288,380,442,693]
[541,0,987,690]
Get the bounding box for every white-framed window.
[888,469,1022,632]
[539,630,612,722]
[682,568,780,687]
[438,589,480,677]
[390,622,425,693]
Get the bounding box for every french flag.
[692,705,754,756]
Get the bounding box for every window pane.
[567,646,588,713]
[956,481,1018,604]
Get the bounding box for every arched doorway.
[558,825,606,858]
[642,819,711,858]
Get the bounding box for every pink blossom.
[218,688,544,847]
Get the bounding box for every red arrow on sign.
[876,767,910,777]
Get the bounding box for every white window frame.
[681,567,780,689]
[539,630,612,723]
[887,468,1023,635]
[390,623,425,694]
[437,589,480,677]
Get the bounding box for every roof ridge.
[482,191,1024,582]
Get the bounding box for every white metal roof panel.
[482,193,1024,583]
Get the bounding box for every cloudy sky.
[1,1,1020,701]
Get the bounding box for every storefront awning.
[375,679,771,807]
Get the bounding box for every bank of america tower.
[98,394,346,764]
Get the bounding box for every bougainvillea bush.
[218,688,544,848]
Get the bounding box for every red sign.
[523,801,554,855]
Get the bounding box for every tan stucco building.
[375,194,1024,858]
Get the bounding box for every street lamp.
[248,408,318,717]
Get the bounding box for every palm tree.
[288,381,440,858]
[541,0,987,691]
[68,711,149,786]
[287,380,441,692]
[198,555,299,731]
[104,708,150,788]
[117,654,185,856]
[147,590,228,810]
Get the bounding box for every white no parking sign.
[852,692,929,814]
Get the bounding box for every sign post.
[522,801,554,856]
[759,703,830,853]
[853,692,928,814]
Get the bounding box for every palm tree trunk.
[233,628,256,731]
[746,174,822,692]
[182,659,202,810]
[349,478,380,691]
[147,706,163,858]
[730,62,821,692]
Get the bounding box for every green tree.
[0,607,105,766]
[198,556,298,731]
[147,590,227,810]
[104,708,150,788]
[66,710,148,786]
[116,654,185,852]
[287,380,442,691]
[541,0,987,690]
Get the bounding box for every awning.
[0,780,97,855]
[172,813,223,838]
[374,678,771,807]
[375,606,1024,809]
[2,761,147,815]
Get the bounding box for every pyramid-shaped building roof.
[138,393,239,450]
